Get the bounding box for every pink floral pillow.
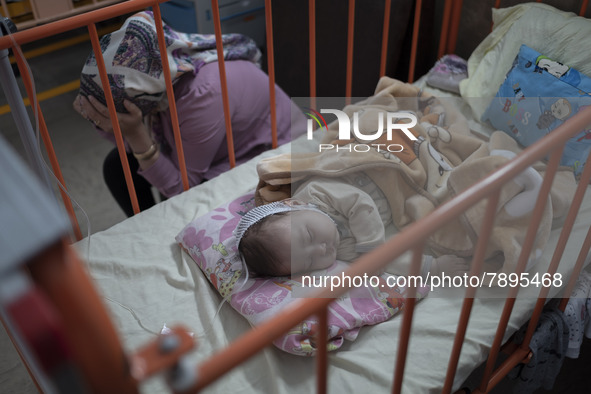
[176,192,428,356]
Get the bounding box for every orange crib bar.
[316,306,328,394]
[442,190,501,394]
[379,0,392,77]
[309,0,316,108]
[153,4,190,190]
[439,0,463,55]
[438,0,453,59]
[10,45,83,241]
[478,146,565,392]
[88,22,141,215]
[345,0,355,102]
[392,245,424,394]
[210,0,236,169]
[559,224,591,310]
[0,0,171,48]
[446,0,463,55]
[582,0,590,15]
[407,0,422,83]
[265,0,279,148]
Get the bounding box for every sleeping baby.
[235,174,468,278]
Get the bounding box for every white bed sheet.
[76,101,591,393]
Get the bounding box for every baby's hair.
[238,211,290,277]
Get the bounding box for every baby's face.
[268,210,340,275]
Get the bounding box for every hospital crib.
[1,0,591,393]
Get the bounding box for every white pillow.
[459,2,591,120]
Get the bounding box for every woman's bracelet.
[132,142,159,161]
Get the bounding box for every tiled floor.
[2,15,591,394]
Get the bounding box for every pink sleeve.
[138,81,228,197]
[137,153,188,197]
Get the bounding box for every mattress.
[75,95,591,393]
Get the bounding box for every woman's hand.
[73,94,147,140]
[73,95,159,167]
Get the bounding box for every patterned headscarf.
[79,11,261,116]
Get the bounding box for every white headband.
[234,199,332,245]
